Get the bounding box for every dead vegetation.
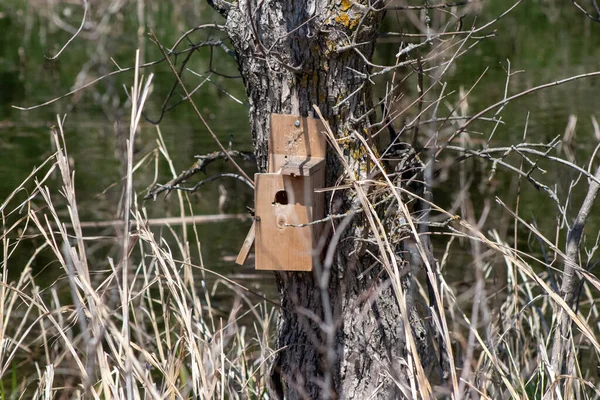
[4,0,600,399]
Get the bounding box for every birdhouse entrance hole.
[273,190,289,205]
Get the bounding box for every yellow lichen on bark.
[335,13,350,26]
[334,12,360,30]
[340,0,352,11]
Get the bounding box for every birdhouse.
[236,113,327,271]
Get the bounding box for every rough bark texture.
[213,1,435,398]
[548,165,600,397]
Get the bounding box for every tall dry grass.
[336,122,600,399]
[4,4,600,398]
[5,66,600,400]
[0,53,272,399]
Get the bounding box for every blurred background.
[1,0,600,306]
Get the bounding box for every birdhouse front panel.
[254,171,324,271]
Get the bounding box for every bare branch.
[168,23,226,51]
[550,164,600,379]
[14,37,231,111]
[446,143,600,187]
[385,0,473,11]
[155,173,254,194]
[148,30,254,186]
[145,149,255,200]
[46,0,88,60]
[571,0,600,22]
[437,70,600,158]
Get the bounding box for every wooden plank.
[269,114,326,172]
[254,173,324,271]
[272,155,326,176]
[235,221,255,265]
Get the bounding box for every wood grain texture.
[272,154,325,176]
[235,221,256,265]
[269,114,326,173]
[236,113,326,267]
[254,172,324,271]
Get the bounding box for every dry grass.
[338,121,600,399]
[4,3,600,399]
[0,56,272,399]
[4,60,600,400]
[312,50,600,397]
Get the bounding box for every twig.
[168,24,226,51]
[186,69,246,105]
[571,0,600,22]
[14,36,229,111]
[143,41,228,124]
[437,70,600,158]
[445,144,600,187]
[148,30,254,186]
[69,214,250,229]
[46,0,88,60]
[284,211,356,228]
[385,1,473,11]
[446,145,562,208]
[411,56,425,150]
[145,149,254,200]
[408,115,504,128]
[550,164,600,383]
[155,173,253,194]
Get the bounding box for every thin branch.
[284,211,355,228]
[379,30,495,40]
[446,144,600,187]
[46,0,88,60]
[145,149,255,200]
[186,69,246,104]
[168,24,226,51]
[408,115,504,128]
[571,0,600,22]
[148,30,254,186]
[70,214,249,228]
[550,164,600,382]
[385,1,473,11]
[437,70,600,158]
[14,34,229,111]
[143,43,200,125]
[445,145,563,210]
[156,173,253,194]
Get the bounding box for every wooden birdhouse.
[236,113,327,271]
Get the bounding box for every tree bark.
[212,1,437,398]
[547,165,600,398]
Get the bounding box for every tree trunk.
[210,1,438,398]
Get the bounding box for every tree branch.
[145,149,255,200]
[153,173,253,195]
[437,70,600,158]
[571,0,600,22]
[148,30,254,186]
[550,164,600,385]
[385,1,472,11]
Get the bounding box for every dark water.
[2,1,600,301]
